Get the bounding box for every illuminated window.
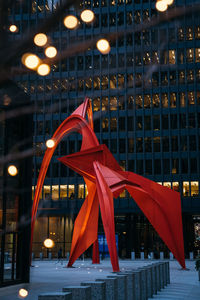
[170,93,176,108]
[78,184,85,199]
[127,74,134,88]
[52,185,59,201]
[195,48,200,63]
[135,95,142,109]
[102,118,109,132]
[94,77,100,90]
[128,95,134,109]
[187,70,194,83]
[68,185,75,199]
[178,28,184,41]
[102,97,108,111]
[118,74,124,88]
[195,26,200,39]
[191,182,199,196]
[43,185,50,200]
[188,92,195,105]
[93,97,100,111]
[186,27,193,40]
[110,117,117,131]
[32,186,35,201]
[110,97,117,111]
[110,75,117,89]
[186,48,194,63]
[172,182,179,192]
[183,182,189,196]
[161,93,168,108]
[60,185,67,199]
[163,182,171,189]
[179,92,186,107]
[169,50,176,64]
[101,76,108,90]
[119,160,126,171]
[119,190,126,198]
[144,94,151,108]
[179,70,185,84]
[152,94,160,108]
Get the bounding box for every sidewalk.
[0,259,199,300]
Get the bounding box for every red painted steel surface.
[31,98,186,271]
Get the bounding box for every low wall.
[38,261,170,300]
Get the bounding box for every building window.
[78,184,85,199]
[102,118,109,132]
[172,182,179,192]
[163,182,171,189]
[60,185,67,199]
[191,182,199,196]
[52,185,59,201]
[110,117,117,131]
[169,50,176,64]
[186,48,194,63]
[195,48,200,62]
[179,92,186,107]
[183,181,189,196]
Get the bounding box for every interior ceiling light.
[45,46,57,58]
[63,15,78,29]
[80,9,95,23]
[22,53,40,70]
[37,64,51,76]
[156,0,168,12]
[96,39,111,54]
[34,33,48,47]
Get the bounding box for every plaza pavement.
[0,259,199,300]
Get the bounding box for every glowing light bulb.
[34,33,48,47]
[96,39,110,54]
[44,238,54,248]
[22,53,40,70]
[46,139,55,148]
[18,289,28,298]
[164,0,174,5]
[9,25,18,32]
[156,1,168,12]
[8,165,18,176]
[80,10,95,23]
[37,64,50,76]
[63,15,78,29]
[45,46,57,58]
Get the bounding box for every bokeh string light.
[9,24,18,33]
[8,165,18,176]
[34,33,48,47]
[37,64,50,76]
[96,39,111,54]
[22,53,40,70]
[63,15,78,29]
[18,288,28,298]
[156,0,174,12]
[43,238,55,248]
[46,139,55,148]
[45,46,57,58]
[80,9,95,23]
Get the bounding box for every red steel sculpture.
[31,98,186,272]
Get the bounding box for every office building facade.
[11,0,200,259]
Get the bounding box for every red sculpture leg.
[68,180,99,267]
[92,238,100,264]
[124,172,185,269]
[94,161,120,272]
